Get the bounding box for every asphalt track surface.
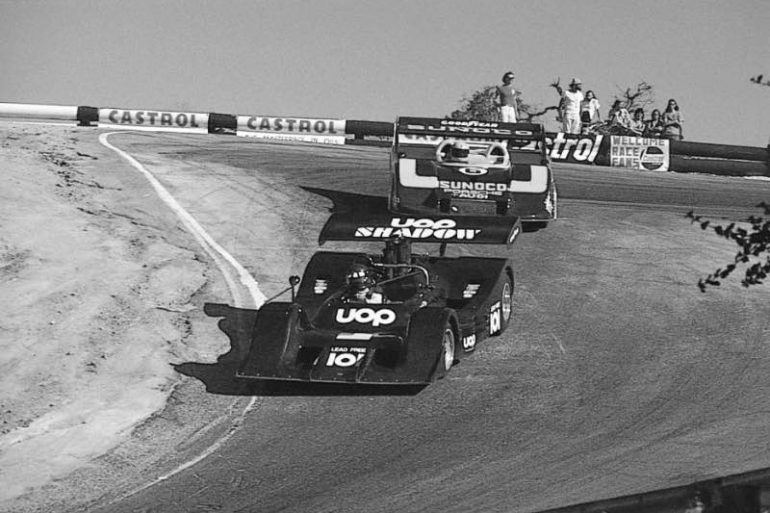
[93,134,770,513]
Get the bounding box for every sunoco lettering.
[107,110,201,128]
[439,181,511,192]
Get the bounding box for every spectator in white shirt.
[558,78,585,134]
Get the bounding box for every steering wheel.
[435,140,454,163]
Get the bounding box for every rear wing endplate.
[319,212,522,246]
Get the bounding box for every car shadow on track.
[301,186,389,214]
[173,303,426,397]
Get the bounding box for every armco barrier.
[0,102,767,177]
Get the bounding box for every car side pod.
[318,212,522,247]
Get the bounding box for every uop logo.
[354,218,481,241]
[336,308,396,327]
[640,146,665,171]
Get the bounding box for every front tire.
[407,307,458,380]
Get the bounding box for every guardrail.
[1,102,767,177]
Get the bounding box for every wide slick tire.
[406,307,458,381]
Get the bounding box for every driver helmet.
[449,141,470,161]
[346,263,371,291]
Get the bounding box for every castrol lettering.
[354,218,481,241]
[104,109,202,128]
[546,133,603,163]
[336,308,396,327]
[242,116,342,135]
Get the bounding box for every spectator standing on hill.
[580,90,602,128]
[662,98,684,140]
[645,109,664,137]
[630,108,646,134]
[557,77,585,134]
[496,71,519,123]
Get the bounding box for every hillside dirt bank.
[0,124,269,513]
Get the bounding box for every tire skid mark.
[98,132,261,503]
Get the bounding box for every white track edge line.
[99,132,266,309]
[97,132,261,502]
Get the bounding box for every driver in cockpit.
[343,264,385,304]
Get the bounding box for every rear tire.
[501,277,513,330]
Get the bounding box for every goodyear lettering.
[106,110,201,128]
[336,308,396,327]
[440,120,500,128]
[406,124,514,136]
[354,217,481,241]
[245,116,341,134]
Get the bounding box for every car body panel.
[389,117,557,226]
[236,250,513,385]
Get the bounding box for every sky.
[1,0,768,146]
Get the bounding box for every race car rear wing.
[319,212,522,246]
[395,116,545,143]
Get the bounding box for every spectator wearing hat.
[496,71,519,123]
[557,77,585,134]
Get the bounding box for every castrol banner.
[98,109,209,133]
[236,115,346,145]
[545,132,606,164]
[610,135,670,171]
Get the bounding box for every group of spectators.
[495,71,685,140]
[605,97,684,139]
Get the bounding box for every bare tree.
[448,81,562,123]
[612,81,655,112]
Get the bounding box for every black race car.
[236,214,519,385]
